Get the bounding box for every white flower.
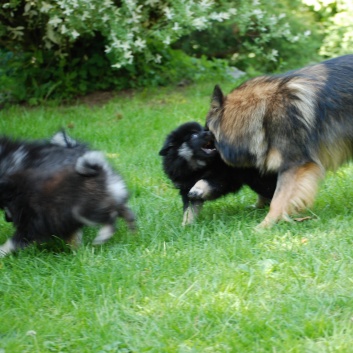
[48,16,62,27]
[228,8,237,15]
[304,30,311,36]
[112,63,122,69]
[103,0,113,6]
[269,49,279,62]
[154,54,162,63]
[82,11,90,20]
[172,22,181,31]
[192,17,207,29]
[105,46,112,53]
[253,0,261,5]
[71,30,80,39]
[134,37,146,50]
[63,7,73,16]
[278,13,286,19]
[200,0,214,9]
[252,9,264,19]
[125,0,136,10]
[145,0,159,6]
[185,5,193,18]
[291,35,299,42]
[164,7,174,20]
[102,14,110,23]
[40,2,53,13]
[269,15,277,25]
[124,51,133,59]
[127,12,142,24]
[163,36,171,45]
[60,24,68,34]
[210,12,229,22]
[120,41,131,51]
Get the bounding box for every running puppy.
[206,54,353,227]
[159,122,277,225]
[0,131,135,256]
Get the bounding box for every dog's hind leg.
[258,162,324,228]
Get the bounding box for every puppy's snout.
[201,130,215,140]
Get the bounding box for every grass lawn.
[1,80,353,353]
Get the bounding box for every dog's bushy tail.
[76,151,108,176]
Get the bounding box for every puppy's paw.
[92,225,115,245]
[188,179,212,200]
[0,238,16,257]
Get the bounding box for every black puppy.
[0,131,135,256]
[159,122,278,225]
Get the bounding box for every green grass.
[1,81,353,353]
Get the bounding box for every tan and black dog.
[206,55,353,227]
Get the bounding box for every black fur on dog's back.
[159,122,277,225]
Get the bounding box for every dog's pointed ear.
[159,143,173,156]
[211,85,224,109]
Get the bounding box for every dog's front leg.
[188,179,213,200]
[258,162,323,228]
[182,201,203,226]
[181,192,203,226]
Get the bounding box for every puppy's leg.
[258,162,324,228]
[67,230,83,249]
[182,201,203,226]
[0,238,16,257]
[118,205,136,231]
[188,179,213,200]
[92,224,115,245]
[0,231,31,257]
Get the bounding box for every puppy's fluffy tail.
[76,151,107,176]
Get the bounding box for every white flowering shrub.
[0,0,321,103]
[1,0,236,69]
[303,0,353,57]
[174,0,321,72]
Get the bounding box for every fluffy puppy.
[0,131,135,256]
[159,122,277,225]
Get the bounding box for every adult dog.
[0,131,135,256]
[206,54,353,227]
[159,122,277,225]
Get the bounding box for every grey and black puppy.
[0,131,135,256]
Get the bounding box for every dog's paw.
[92,225,115,245]
[188,179,212,200]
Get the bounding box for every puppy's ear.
[211,85,224,109]
[159,143,173,156]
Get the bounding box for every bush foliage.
[0,0,339,104]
